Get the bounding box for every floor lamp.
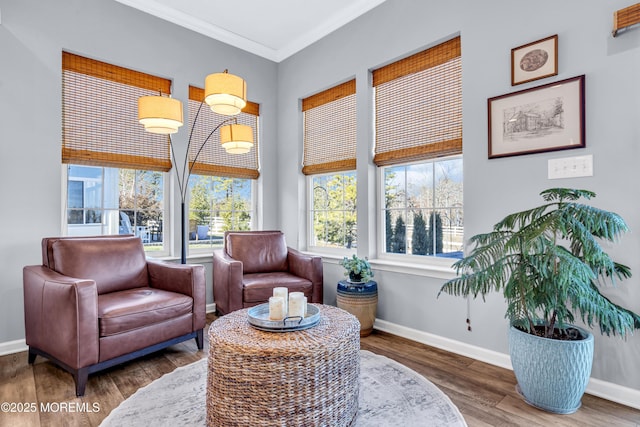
[137,70,254,264]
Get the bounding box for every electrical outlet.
[548,155,593,179]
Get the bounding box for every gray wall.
[0,0,278,340]
[277,0,640,392]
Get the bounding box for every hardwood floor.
[1,313,638,426]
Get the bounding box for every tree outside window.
[188,175,253,250]
[311,172,357,249]
[383,157,463,258]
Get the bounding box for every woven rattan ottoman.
[207,304,360,427]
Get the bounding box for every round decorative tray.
[247,303,320,332]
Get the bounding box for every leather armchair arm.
[147,260,206,331]
[212,249,244,315]
[23,265,99,370]
[287,248,324,303]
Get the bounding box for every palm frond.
[440,188,639,338]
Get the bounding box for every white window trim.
[186,177,259,257]
[60,165,172,257]
[375,156,463,269]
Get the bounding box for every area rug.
[100,350,467,427]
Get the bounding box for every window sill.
[305,252,458,280]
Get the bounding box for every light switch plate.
[548,155,593,179]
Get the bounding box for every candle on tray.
[288,292,307,318]
[273,287,288,314]
[269,296,285,320]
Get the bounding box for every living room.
[1,0,639,425]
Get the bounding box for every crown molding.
[114,0,386,62]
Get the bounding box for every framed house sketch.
[511,35,558,86]
[488,75,585,159]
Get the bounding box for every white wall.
[277,0,640,393]
[0,0,278,341]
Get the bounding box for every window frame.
[376,155,463,268]
[187,174,258,256]
[307,171,358,256]
[61,164,171,257]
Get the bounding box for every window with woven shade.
[373,36,462,166]
[61,52,169,253]
[187,86,260,248]
[302,79,356,175]
[187,86,260,180]
[375,37,464,261]
[303,80,358,251]
[62,51,172,171]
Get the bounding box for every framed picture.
[488,75,585,159]
[511,35,558,86]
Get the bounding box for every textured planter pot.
[509,324,594,414]
[336,280,378,337]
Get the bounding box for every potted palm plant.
[337,255,377,336]
[439,188,640,414]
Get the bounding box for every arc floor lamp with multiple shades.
[137,70,254,264]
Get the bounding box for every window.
[303,80,357,251]
[310,172,357,249]
[61,52,171,253]
[65,165,165,249]
[188,175,254,250]
[187,86,259,253]
[373,36,462,260]
[382,158,463,258]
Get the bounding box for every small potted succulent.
[339,254,374,283]
[337,255,377,336]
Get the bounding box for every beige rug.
[100,350,467,426]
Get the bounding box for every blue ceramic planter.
[509,324,594,414]
[336,280,378,336]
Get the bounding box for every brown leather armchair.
[213,231,323,315]
[23,235,206,396]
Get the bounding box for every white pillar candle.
[288,292,306,318]
[273,287,288,314]
[269,296,286,320]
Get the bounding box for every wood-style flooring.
[1,313,638,426]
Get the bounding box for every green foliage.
[385,210,394,252]
[391,216,406,253]
[439,188,640,339]
[313,174,357,248]
[339,254,374,283]
[412,212,428,255]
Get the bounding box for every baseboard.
[373,318,640,410]
[0,304,217,358]
[0,339,27,356]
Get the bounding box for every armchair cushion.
[98,288,193,337]
[47,237,148,294]
[243,272,313,304]
[226,231,288,273]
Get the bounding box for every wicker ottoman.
[207,304,360,427]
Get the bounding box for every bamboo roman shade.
[373,36,462,166]
[302,79,356,175]
[188,86,260,179]
[62,51,172,171]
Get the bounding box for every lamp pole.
[170,101,236,264]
